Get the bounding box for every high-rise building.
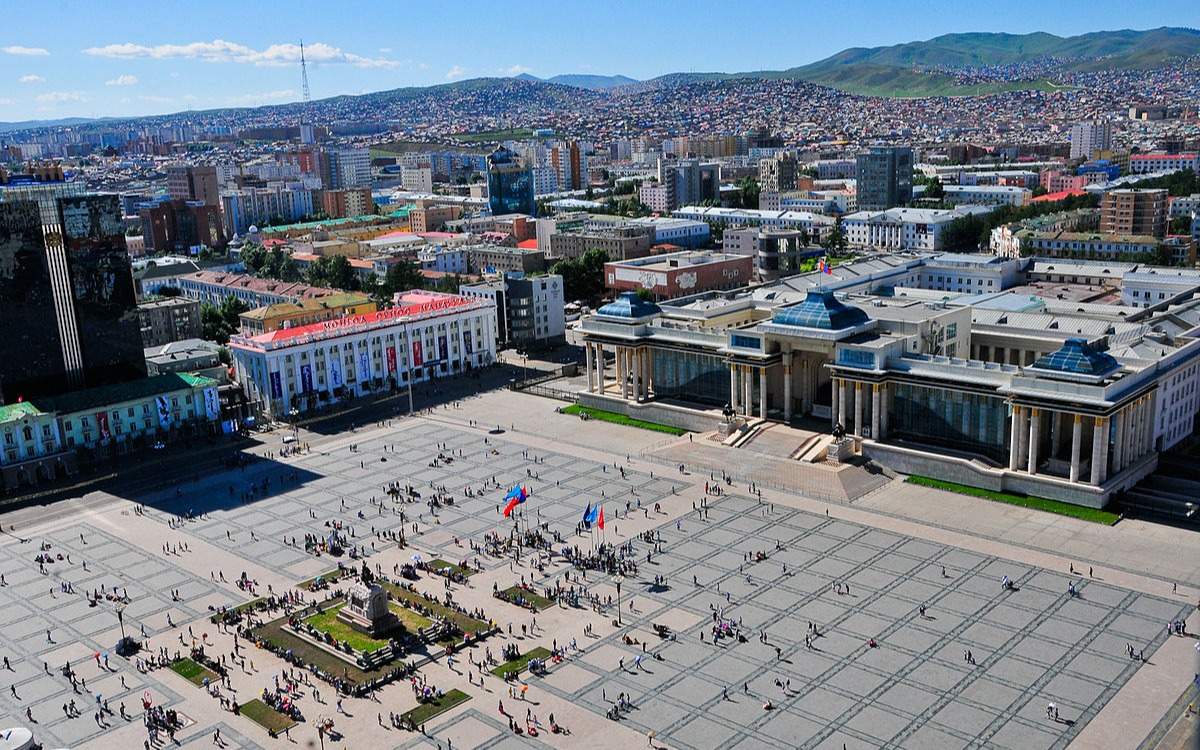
[1069,121,1112,161]
[758,153,798,193]
[486,146,535,217]
[139,199,225,253]
[856,146,913,210]
[0,201,70,401]
[320,147,371,189]
[644,158,720,212]
[57,194,147,389]
[550,140,588,192]
[166,164,220,206]
[1100,189,1168,238]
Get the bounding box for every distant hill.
[0,116,101,133]
[514,73,639,89]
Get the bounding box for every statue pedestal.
[338,581,397,637]
[827,438,856,464]
[717,419,744,438]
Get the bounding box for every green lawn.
[170,657,217,686]
[296,569,344,590]
[497,585,556,612]
[250,617,389,687]
[561,405,687,436]
[239,699,297,734]
[429,559,476,578]
[389,603,434,632]
[904,475,1120,525]
[382,583,492,637]
[399,689,471,727]
[304,603,391,653]
[490,647,552,678]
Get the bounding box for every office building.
[237,292,376,335]
[550,141,588,192]
[1068,121,1112,160]
[546,224,653,261]
[628,217,711,248]
[316,188,374,219]
[486,146,536,217]
[138,296,203,347]
[230,291,497,420]
[460,275,565,347]
[466,245,545,275]
[166,164,220,205]
[758,153,799,193]
[58,194,148,390]
[1100,189,1168,238]
[672,206,835,237]
[321,147,371,189]
[1128,153,1200,174]
[409,205,462,233]
[400,166,434,193]
[173,270,341,308]
[842,206,994,251]
[941,185,1031,207]
[856,146,913,210]
[604,251,753,300]
[220,186,314,236]
[139,199,225,253]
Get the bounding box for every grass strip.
[382,583,491,636]
[296,569,343,590]
[429,559,476,578]
[904,475,1119,525]
[399,689,470,727]
[304,603,391,653]
[497,585,555,612]
[561,404,687,436]
[490,647,552,678]
[170,657,217,686]
[239,698,297,734]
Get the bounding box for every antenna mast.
[300,40,311,105]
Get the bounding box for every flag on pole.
[583,504,600,527]
[502,485,528,518]
[582,502,592,525]
[823,257,833,274]
[817,258,826,273]
[597,505,605,530]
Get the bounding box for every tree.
[924,177,944,200]
[200,296,249,344]
[550,247,609,303]
[736,177,761,210]
[820,218,848,255]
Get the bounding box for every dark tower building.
[486,146,536,217]
[0,201,70,401]
[57,194,147,388]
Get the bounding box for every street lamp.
[615,575,624,626]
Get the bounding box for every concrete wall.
[862,441,1121,509]
[577,392,722,433]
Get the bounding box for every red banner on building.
[412,341,423,367]
[96,411,110,440]
[386,346,397,373]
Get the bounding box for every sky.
[0,0,1195,122]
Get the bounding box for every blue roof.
[772,289,869,330]
[597,291,661,320]
[1031,338,1119,377]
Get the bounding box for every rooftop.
[36,373,216,416]
[772,289,870,330]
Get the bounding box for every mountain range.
[525,27,1200,97]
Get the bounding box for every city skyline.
[0,0,1197,121]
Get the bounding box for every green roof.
[36,373,213,416]
[0,401,46,425]
[260,214,390,235]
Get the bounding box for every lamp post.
[615,575,624,626]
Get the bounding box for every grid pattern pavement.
[534,494,1191,750]
[0,523,239,748]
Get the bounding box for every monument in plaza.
[337,572,398,637]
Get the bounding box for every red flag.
[503,497,520,517]
[597,505,605,530]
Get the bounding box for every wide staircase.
[1118,460,1200,527]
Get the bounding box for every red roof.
[1031,189,1087,203]
[516,239,539,250]
[262,238,288,248]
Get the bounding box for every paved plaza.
[0,392,1194,750]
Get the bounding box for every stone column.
[1016,406,1029,470]
[839,380,849,431]
[1027,408,1040,475]
[646,349,654,397]
[1141,395,1155,458]
[879,384,889,439]
[619,348,628,399]
[1009,405,1022,470]
[1112,408,1126,473]
[759,367,767,420]
[853,382,863,436]
[1097,416,1110,483]
[783,361,793,423]
[871,384,881,439]
[596,344,605,393]
[1069,414,1083,483]
[830,377,840,428]
[729,365,738,413]
[1090,416,1106,485]
[585,343,595,393]
[1050,411,1062,458]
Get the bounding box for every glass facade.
[0,200,68,402]
[890,381,1010,463]
[58,195,147,388]
[651,349,728,406]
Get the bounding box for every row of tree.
[940,192,1101,252]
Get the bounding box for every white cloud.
[18,74,44,84]
[445,65,467,80]
[36,91,86,103]
[0,97,14,105]
[503,65,531,76]
[83,39,401,69]
[227,89,297,105]
[105,74,138,86]
[2,46,49,56]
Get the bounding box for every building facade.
[604,251,753,300]
[1100,189,1168,238]
[486,146,536,217]
[856,146,913,210]
[138,296,203,347]
[230,291,497,420]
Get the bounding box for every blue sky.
[0,0,1194,122]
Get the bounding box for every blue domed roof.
[597,291,661,320]
[1031,338,1119,377]
[772,289,869,330]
